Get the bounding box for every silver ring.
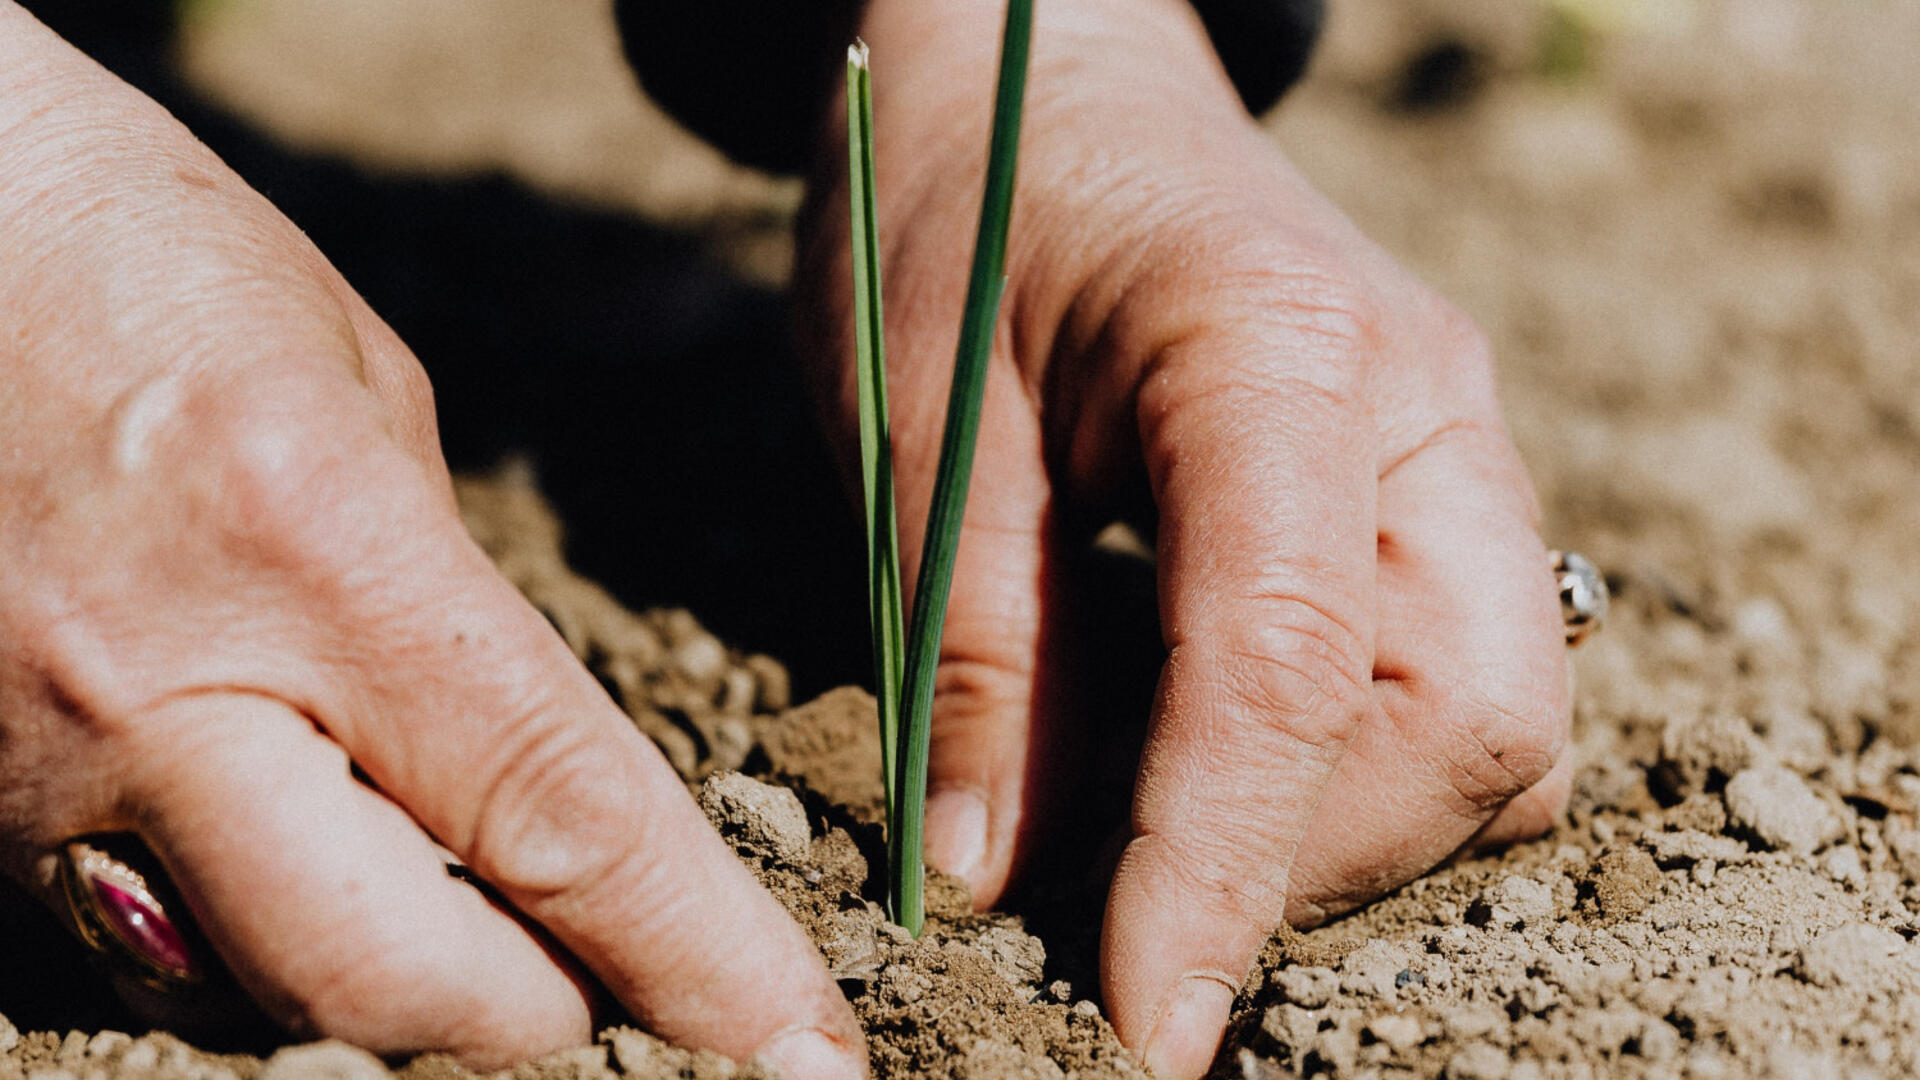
[1551,549,1608,647]
[59,837,205,990]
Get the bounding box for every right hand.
[798,1,1569,1075]
[0,7,863,1077]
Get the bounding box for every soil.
[9,0,1920,1078]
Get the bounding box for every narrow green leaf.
[891,0,1035,937]
[847,41,905,827]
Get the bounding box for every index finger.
[208,426,866,1079]
[1102,282,1381,1080]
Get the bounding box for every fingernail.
[1142,974,1234,1080]
[924,788,989,884]
[756,1026,866,1080]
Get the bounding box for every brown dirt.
[11,0,1920,1077]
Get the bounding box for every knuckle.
[190,387,426,578]
[271,925,458,1046]
[1130,826,1283,929]
[1140,252,1381,398]
[280,937,548,1062]
[1196,599,1372,757]
[1165,367,1362,442]
[198,404,354,550]
[1427,297,1497,380]
[1372,291,1501,434]
[1259,264,1384,368]
[367,359,442,456]
[0,589,160,737]
[1442,686,1568,811]
[375,351,438,418]
[463,707,643,905]
[1417,299,1507,424]
[930,655,1032,734]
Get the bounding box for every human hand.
[798,0,1570,1075]
[0,7,863,1076]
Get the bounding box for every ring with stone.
[58,836,207,990]
[1551,549,1608,647]
[60,835,486,995]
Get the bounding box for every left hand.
[798,0,1572,1076]
[0,9,865,1072]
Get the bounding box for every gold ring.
[59,837,204,990]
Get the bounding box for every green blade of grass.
[847,41,905,826]
[891,0,1035,936]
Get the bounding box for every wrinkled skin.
[0,5,861,1078]
[0,0,1568,1077]
[799,0,1571,1075]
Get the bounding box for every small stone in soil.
[1724,765,1843,854]
[697,771,812,865]
[1341,940,1416,999]
[1824,844,1865,885]
[1796,921,1909,987]
[1262,1004,1318,1051]
[1365,1012,1425,1053]
[258,1042,389,1080]
[1275,965,1339,1007]
[1477,875,1555,930]
[1445,1042,1512,1080]
[1659,714,1765,796]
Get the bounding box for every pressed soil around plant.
[8,0,1920,1077]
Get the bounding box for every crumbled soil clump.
[689,767,1144,1080]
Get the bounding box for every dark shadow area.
[0,880,129,1033]
[1390,38,1489,113]
[18,0,869,699]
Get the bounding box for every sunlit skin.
[802,0,1571,1075]
[0,1,1568,1079]
[0,5,859,1077]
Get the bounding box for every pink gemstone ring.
[59,838,205,990]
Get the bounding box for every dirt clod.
[1472,875,1554,930]
[1724,765,1844,854]
[698,772,812,867]
[1795,923,1911,988]
[1583,848,1661,923]
[258,1043,389,1080]
[600,1029,766,1080]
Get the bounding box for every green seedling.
[846,0,1034,936]
[847,39,906,827]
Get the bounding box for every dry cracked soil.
[9,0,1920,1077]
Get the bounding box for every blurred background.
[8,0,1920,1044]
